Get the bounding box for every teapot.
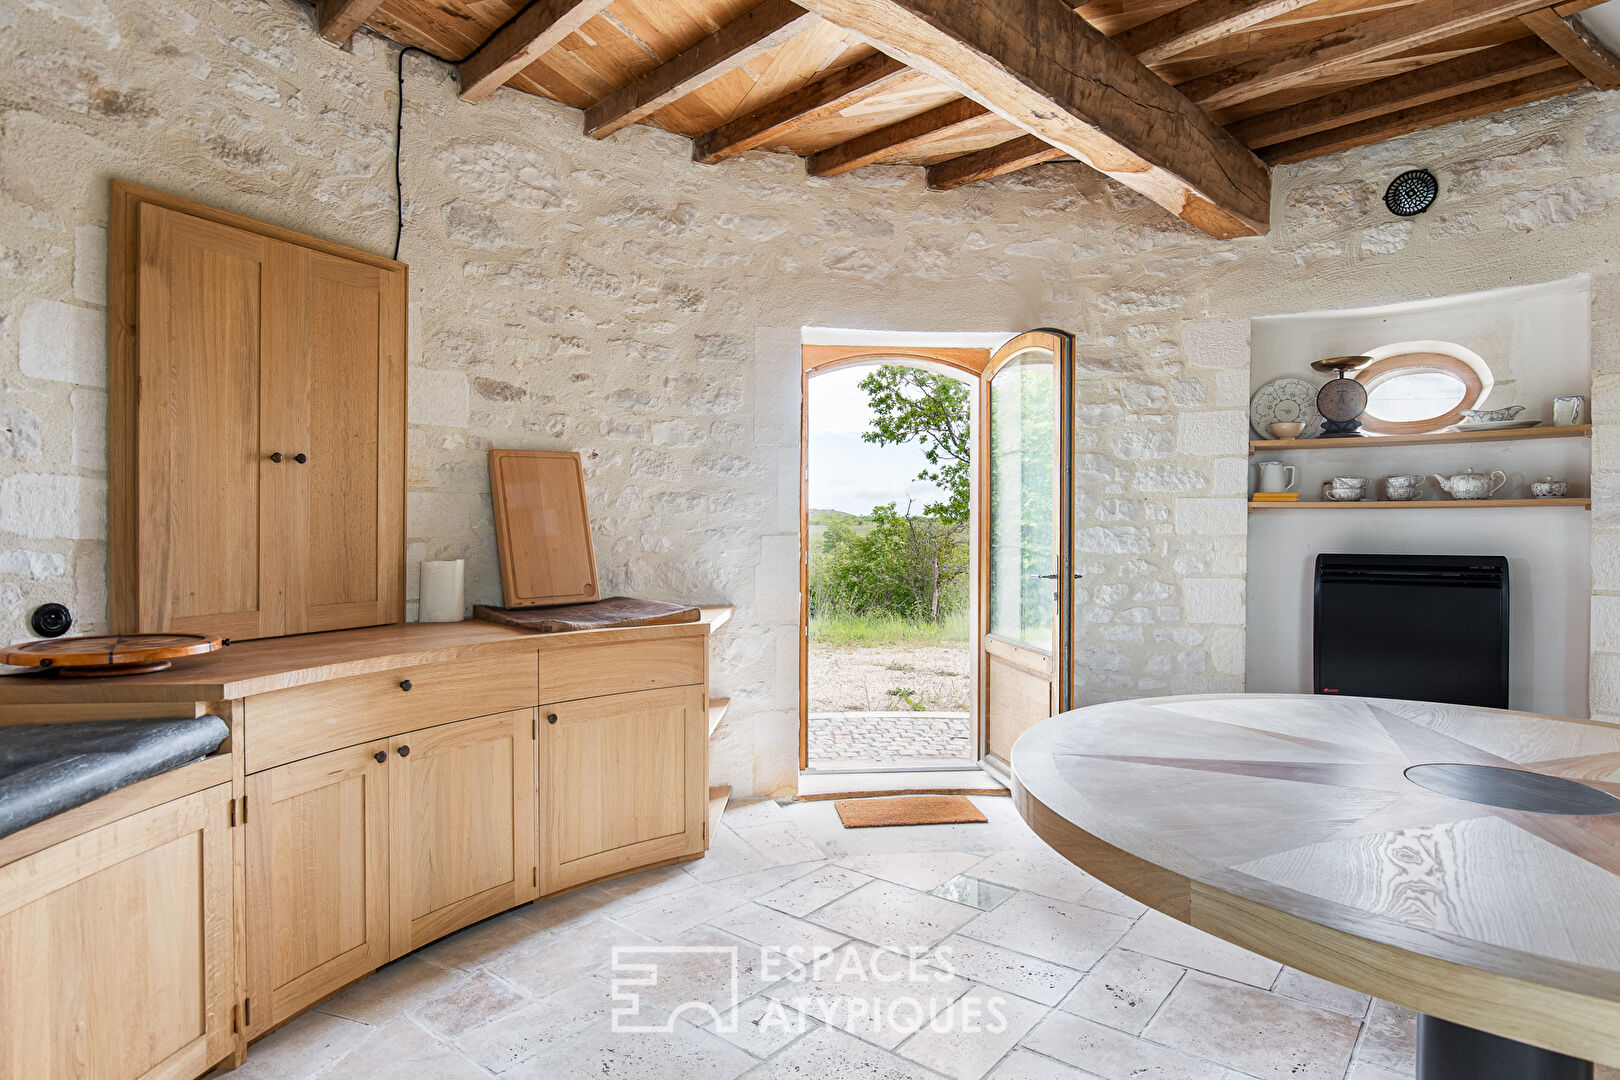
[1432,467,1507,500]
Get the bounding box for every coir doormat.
[833,795,988,828]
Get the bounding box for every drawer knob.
[294,452,308,464]
[397,745,410,757]
[373,751,386,764]
[268,452,283,463]
[399,679,412,692]
[547,713,558,725]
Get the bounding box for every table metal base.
[1418,1015,1592,1080]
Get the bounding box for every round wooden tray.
[0,633,223,677]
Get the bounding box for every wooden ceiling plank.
[584,0,822,138]
[1229,37,1564,149]
[790,0,1271,237]
[1521,7,1620,90]
[458,0,617,103]
[1553,0,1607,14]
[807,96,990,175]
[1262,64,1585,163]
[316,0,387,44]
[1116,0,1321,67]
[691,52,910,163]
[925,133,1069,190]
[1179,0,1553,111]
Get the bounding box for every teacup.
[1385,487,1424,501]
[1531,477,1570,498]
[1385,474,1423,489]
[1322,483,1363,502]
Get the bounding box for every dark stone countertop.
[0,715,230,841]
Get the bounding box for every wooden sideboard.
[0,613,730,1077]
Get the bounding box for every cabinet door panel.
[245,744,389,1036]
[0,783,234,1080]
[295,250,405,633]
[389,710,536,956]
[134,203,279,638]
[540,686,705,894]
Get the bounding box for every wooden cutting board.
[473,597,700,634]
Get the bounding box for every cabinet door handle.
[268,452,283,463]
[397,745,410,757]
[399,679,412,691]
[294,453,308,464]
[373,750,387,764]
[547,713,558,725]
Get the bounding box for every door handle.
[397,745,410,757]
[268,452,283,463]
[547,713,558,725]
[1035,573,1084,579]
[293,453,308,464]
[373,750,387,764]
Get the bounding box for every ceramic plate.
[1453,419,1543,431]
[1250,377,1323,438]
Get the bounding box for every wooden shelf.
[707,785,731,838]
[707,697,730,738]
[1249,424,1591,453]
[1249,498,1590,511]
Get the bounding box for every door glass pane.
[988,353,1055,648]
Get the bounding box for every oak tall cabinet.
[110,181,406,640]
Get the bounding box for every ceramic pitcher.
[1255,460,1296,494]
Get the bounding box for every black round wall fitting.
[29,602,72,638]
[1384,169,1439,216]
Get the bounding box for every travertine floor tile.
[897,984,1050,1080]
[739,1022,939,1079]
[1142,971,1360,1080]
[316,954,467,1026]
[709,900,850,959]
[965,849,1102,903]
[808,878,981,949]
[1273,967,1372,1019]
[1114,909,1282,988]
[985,1047,1103,1079]
[482,916,650,998]
[833,851,986,891]
[1020,1010,1248,1080]
[757,864,873,917]
[232,1011,372,1080]
[960,892,1132,972]
[703,993,822,1058]
[499,1015,755,1080]
[926,934,1084,1007]
[1056,948,1184,1034]
[610,882,750,940]
[410,969,528,1039]
[1352,998,1416,1074]
[453,977,616,1073]
[733,820,826,865]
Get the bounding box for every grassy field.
[809,609,970,647]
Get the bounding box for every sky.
[807,365,961,515]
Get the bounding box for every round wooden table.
[1012,694,1620,1080]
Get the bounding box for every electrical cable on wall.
[392,44,451,261]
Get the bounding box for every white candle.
[419,559,465,623]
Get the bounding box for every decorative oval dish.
[1,633,223,677]
[1250,377,1323,439]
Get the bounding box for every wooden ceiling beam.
[1521,7,1620,90]
[790,0,1271,237]
[926,134,1068,190]
[1261,65,1585,164]
[1114,0,1318,68]
[458,0,615,103]
[1179,0,1553,112]
[584,0,822,139]
[315,0,386,44]
[1229,38,1565,150]
[1554,0,1608,14]
[808,97,990,175]
[692,53,911,164]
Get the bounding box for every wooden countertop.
[0,608,734,703]
[1012,693,1620,1066]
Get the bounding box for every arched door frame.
[799,344,990,772]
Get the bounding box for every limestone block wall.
[3,0,1620,795]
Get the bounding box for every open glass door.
[978,330,1074,777]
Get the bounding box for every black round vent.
[29,602,72,638]
[1384,169,1438,217]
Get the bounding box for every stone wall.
[2,0,1619,796]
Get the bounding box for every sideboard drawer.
[538,634,704,704]
[245,654,538,772]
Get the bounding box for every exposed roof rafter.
[459,0,616,103]
[808,97,991,176]
[926,134,1068,190]
[1521,7,1620,90]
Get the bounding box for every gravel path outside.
[807,642,973,768]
